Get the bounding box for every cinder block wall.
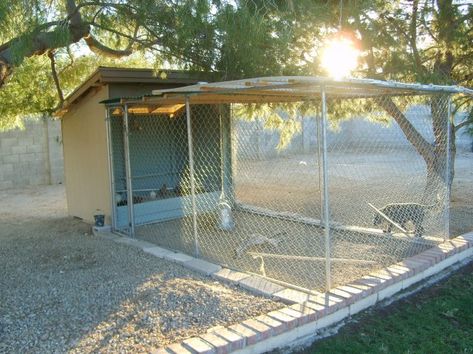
[236,107,473,160]
[0,117,64,190]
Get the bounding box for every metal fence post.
[105,107,117,231]
[445,95,452,240]
[316,107,323,221]
[185,96,200,257]
[123,104,135,237]
[218,105,234,204]
[320,86,332,291]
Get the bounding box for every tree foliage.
[349,1,472,113]
[0,0,471,135]
[0,0,311,129]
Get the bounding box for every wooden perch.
[247,252,377,265]
[367,202,410,236]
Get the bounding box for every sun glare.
[321,37,359,80]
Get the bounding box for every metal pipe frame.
[320,86,332,291]
[105,107,117,231]
[185,96,200,257]
[316,106,323,223]
[445,95,452,241]
[218,105,226,202]
[123,104,135,237]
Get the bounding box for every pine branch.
[420,0,439,43]
[83,34,132,58]
[58,46,75,76]
[88,22,145,51]
[47,50,64,107]
[60,1,138,25]
[455,117,472,132]
[408,0,426,75]
[0,0,137,87]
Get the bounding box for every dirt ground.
[137,210,436,292]
[234,150,473,237]
[137,150,473,292]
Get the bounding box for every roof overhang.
[101,76,473,112]
[55,67,214,117]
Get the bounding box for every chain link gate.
[104,78,459,294]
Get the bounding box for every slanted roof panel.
[56,67,213,117]
[151,76,473,98]
[101,76,473,111]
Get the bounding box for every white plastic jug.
[219,201,235,231]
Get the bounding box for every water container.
[219,201,235,231]
[94,213,105,227]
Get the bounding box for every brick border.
[95,229,473,353]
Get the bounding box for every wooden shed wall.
[61,86,111,223]
[61,80,217,226]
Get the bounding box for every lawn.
[300,262,473,354]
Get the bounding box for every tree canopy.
[0,0,302,128]
[0,0,471,131]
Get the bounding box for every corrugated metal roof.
[100,76,472,108]
[151,76,473,96]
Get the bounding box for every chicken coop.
[102,77,472,293]
[57,67,211,224]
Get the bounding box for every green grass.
[300,263,473,354]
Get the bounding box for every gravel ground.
[0,186,282,353]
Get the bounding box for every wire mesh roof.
[101,76,473,106]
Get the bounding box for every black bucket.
[94,214,105,227]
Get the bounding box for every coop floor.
[135,210,441,292]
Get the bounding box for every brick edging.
[154,231,473,354]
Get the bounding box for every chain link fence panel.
[108,89,451,293]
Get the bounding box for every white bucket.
[219,201,235,231]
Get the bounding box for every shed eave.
[55,67,214,117]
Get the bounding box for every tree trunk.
[0,0,132,88]
[377,96,454,205]
[424,94,455,204]
[423,154,451,205]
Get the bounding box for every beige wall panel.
[61,86,111,224]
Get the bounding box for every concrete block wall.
[46,118,64,185]
[235,105,473,160]
[0,117,64,190]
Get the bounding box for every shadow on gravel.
[0,215,280,353]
